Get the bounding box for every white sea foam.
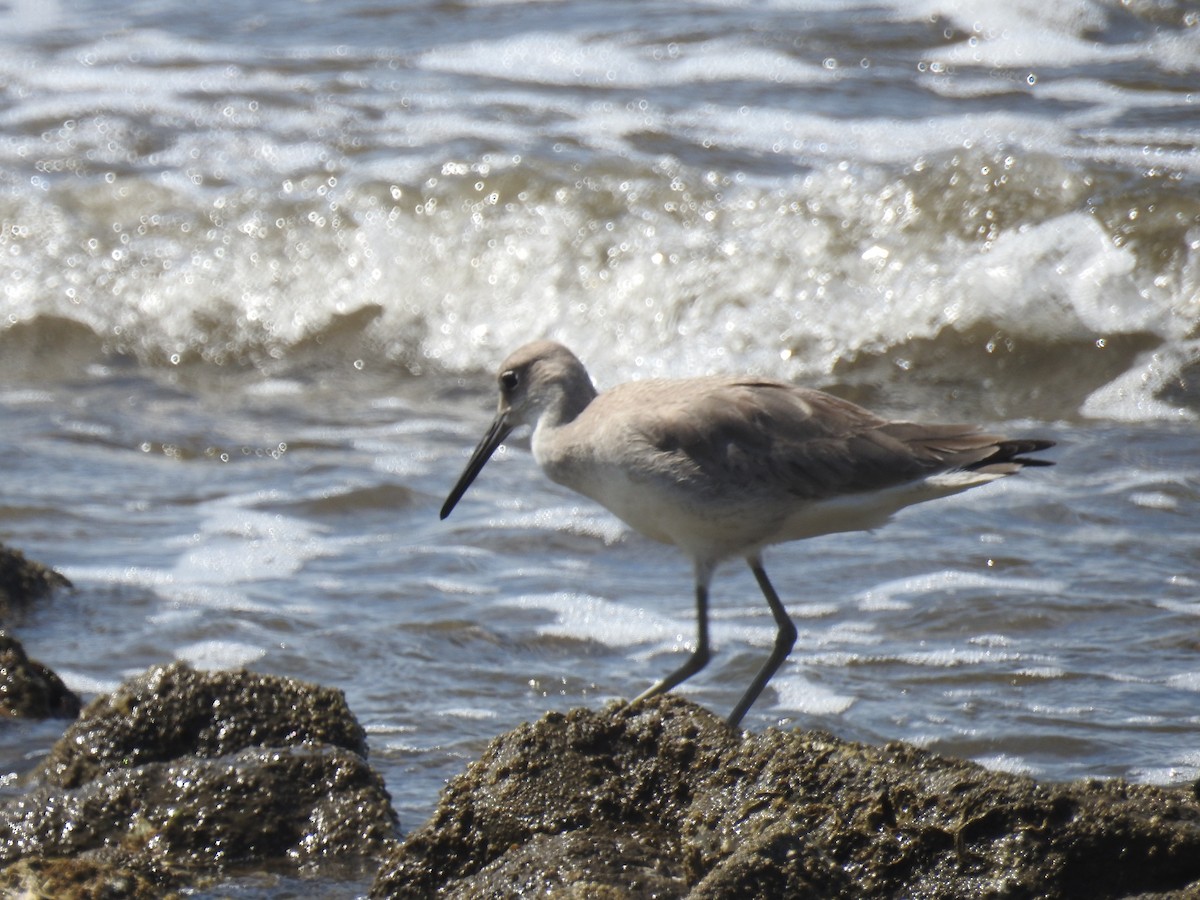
[439,707,501,721]
[176,640,268,670]
[168,497,330,586]
[1132,765,1200,786]
[500,592,674,647]
[1082,341,1200,421]
[1165,671,1200,693]
[420,32,831,89]
[854,570,1065,609]
[975,754,1039,777]
[771,673,856,716]
[897,647,1023,668]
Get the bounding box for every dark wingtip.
[967,438,1056,471]
[1010,438,1056,468]
[979,439,1056,472]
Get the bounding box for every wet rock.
[0,855,173,900]
[0,541,72,616]
[37,661,370,788]
[0,662,398,896]
[371,695,1200,899]
[0,545,79,718]
[1,745,394,870]
[0,631,81,719]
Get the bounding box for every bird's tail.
[966,438,1056,470]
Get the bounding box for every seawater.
[1,0,1199,871]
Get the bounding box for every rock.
[0,542,71,617]
[0,744,395,871]
[37,661,370,788]
[0,856,171,900]
[0,544,79,718]
[0,631,81,718]
[0,662,399,896]
[371,695,1200,899]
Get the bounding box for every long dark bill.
[440,412,514,520]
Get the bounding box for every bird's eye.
[500,369,519,391]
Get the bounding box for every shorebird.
[441,341,1053,728]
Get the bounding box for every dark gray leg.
[633,562,712,704]
[726,555,796,728]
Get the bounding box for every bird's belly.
[557,461,994,559]
[570,472,679,544]
[565,466,780,558]
[772,472,996,542]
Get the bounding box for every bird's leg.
[632,563,712,705]
[726,556,797,728]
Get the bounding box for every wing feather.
[625,379,1052,501]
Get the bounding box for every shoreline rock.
[0,542,81,719]
[0,662,399,898]
[35,660,373,789]
[3,650,1199,897]
[0,631,81,719]
[371,696,1200,899]
[0,542,72,618]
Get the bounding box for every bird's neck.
[530,379,598,471]
[541,378,598,431]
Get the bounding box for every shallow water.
[1,1,1199,891]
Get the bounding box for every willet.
[441,340,1053,728]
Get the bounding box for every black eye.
[499,369,519,391]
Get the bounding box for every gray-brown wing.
[633,380,1014,501]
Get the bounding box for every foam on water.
[1165,672,1200,693]
[928,0,1200,75]
[973,754,1040,777]
[1082,341,1200,421]
[420,32,833,89]
[501,592,671,648]
[853,570,1067,608]
[3,0,61,33]
[50,671,122,697]
[169,501,330,586]
[176,640,269,670]
[770,674,855,716]
[919,0,1129,68]
[438,707,501,722]
[0,0,1197,420]
[896,647,1025,668]
[1157,598,1200,618]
